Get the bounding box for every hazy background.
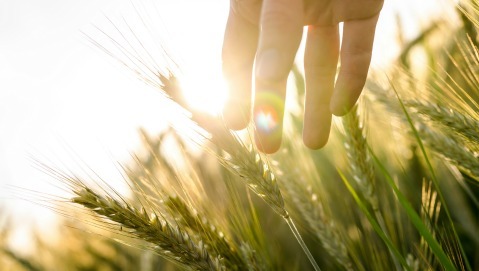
[0,0,453,246]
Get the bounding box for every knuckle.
[231,0,262,22]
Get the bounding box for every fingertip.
[330,77,364,116]
[330,101,354,116]
[303,108,331,149]
[303,133,329,150]
[253,91,285,154]
[255,132,282,154]
[222,100,251,130]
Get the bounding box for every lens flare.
[254,91,284,135]
[255,105,278,132]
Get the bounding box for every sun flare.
[180,74,228,116]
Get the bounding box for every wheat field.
[1,1,479,270]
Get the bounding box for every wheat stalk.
[71,187,225,271]
[285,181,352,270]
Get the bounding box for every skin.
[222,0,384,153]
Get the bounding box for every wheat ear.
[72,187,224,271]
[342,105,378,210]
[162,76,322,270]
[285,181,353,270]
[416,123,479,180]
[160,74,288,219]
[367,80,479,181]
[405,100,479,145]
[343,104,405,270]
[164,196,247,270]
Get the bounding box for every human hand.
[222,0,383,153]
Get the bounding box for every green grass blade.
[337,169,410,271]
[391,81,471,271]
[368,148,457,271]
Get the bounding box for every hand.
[222,0,383,153]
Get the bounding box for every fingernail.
[255,49,283,82]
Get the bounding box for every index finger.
[253,0,303,153]
[222,4,259,130]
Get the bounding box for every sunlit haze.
[180,74,228,115]
[0,0,229,248]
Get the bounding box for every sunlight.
[180,73,228,116]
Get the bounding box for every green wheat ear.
[164,195,247,270]
[72,187,225,271]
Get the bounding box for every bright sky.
[0,0,454,244]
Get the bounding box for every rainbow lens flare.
[255,105,278,132]
[254,91,284,135]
